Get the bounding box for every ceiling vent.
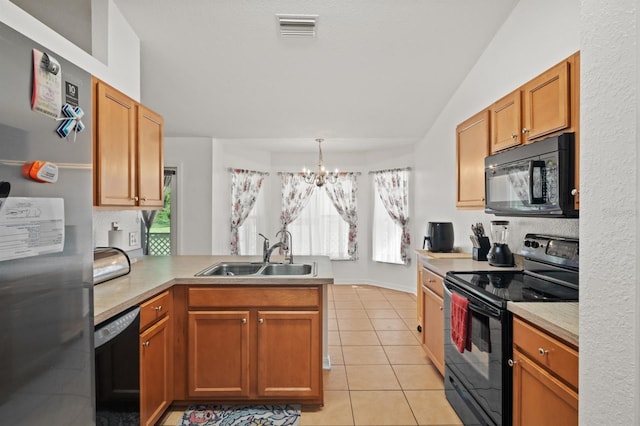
[277,14,318,37]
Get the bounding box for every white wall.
[580,0,638,424]
[167,138,418,292]
[413,0,580,255]
[164,137,214,255]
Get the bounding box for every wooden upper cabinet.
[137,105,164,208]
[456,109,490,209]
[491,90,522,153]
[94,80,137,206]
[93,78,164,208]
[522,61,570,142]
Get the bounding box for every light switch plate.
[129,232,138,246]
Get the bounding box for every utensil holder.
[473,237,491,261]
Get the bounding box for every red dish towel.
[451,293,471,353]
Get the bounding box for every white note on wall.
[0,197,65,262]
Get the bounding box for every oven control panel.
[520,234,578,268]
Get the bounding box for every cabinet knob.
[427,278,435,283]
[511,133,518,140]
[538,347,549,356]
[258,318,264,324]
[571,188,579,196]
[132,196,139,201]
[241,318,247,324]
[141,197,147,201]
[154,305,162,312]
[508,359,516,367]
[439,305,443,311]
[142,341,150,348]
[522,128,530,134]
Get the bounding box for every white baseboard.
[332,279,416,296]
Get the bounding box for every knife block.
[473,237,491,261]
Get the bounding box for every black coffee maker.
[487,220,514,267]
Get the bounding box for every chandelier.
[303,138,338,187]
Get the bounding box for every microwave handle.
[529,160,546,204]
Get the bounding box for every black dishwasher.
[95,306,140,425]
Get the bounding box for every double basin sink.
[195,261,315,277]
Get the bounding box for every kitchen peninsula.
[94,255,333,425]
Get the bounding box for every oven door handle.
[467,302,501,319]
[443,282,502,319]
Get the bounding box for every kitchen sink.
[195,262,264,276]
[260,263,313,275]
[195,262,315,277]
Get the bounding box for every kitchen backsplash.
[93,210,142,251]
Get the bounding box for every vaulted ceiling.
[94,1,522,151]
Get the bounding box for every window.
[372,190,404,264]
[145,168,176,255]
[288,189,350,260]
[371,168,411,264]
[237,187,266,255]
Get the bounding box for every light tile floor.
[157,284,462,426]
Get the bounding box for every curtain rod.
[277,171,362,176]
[228,168,270,176]
[368,167,412,174]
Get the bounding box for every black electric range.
[443,234,578,426]
[446,233,579,308]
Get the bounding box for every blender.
[487,220,514,267]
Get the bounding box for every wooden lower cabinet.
[257,310,321,398]
[188,310,251,397]
[184,286,323,405]
[422,285,444,375]
[512,317,578,426]
[140,310,173,426]
[419,264,445,375]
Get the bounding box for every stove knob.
[531,241,540,248]
[524,240,531,247]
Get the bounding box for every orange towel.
[451,293,471,353]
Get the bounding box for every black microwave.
[484,133,577,217]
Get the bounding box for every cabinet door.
[140,315,172,426]
[491,90,522,153]
[456,109,490,209]
[95,81,137,206]
[257,310,322,401]
[422,285,444,375]
[512,348,578,426]
[522,61,570,142]
[137,105,164,208]
[188,310,250,398]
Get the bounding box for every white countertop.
[93,255,333,325]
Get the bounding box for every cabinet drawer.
[188,286,320,309]
[513,317,578,389]
[140,290,172,331]
[421,267,443,298]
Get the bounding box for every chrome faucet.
[258,233,288,264]
[276,229,293,264]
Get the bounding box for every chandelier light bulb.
[302,138,338,187]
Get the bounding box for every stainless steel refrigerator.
[0,22,94,425]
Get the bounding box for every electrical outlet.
[129,232,138,246]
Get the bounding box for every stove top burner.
[446,270,579,306]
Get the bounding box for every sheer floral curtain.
[324,173,359,260]
[372,168,411,264]
[279,172,316,235]
[230,169,268,255]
